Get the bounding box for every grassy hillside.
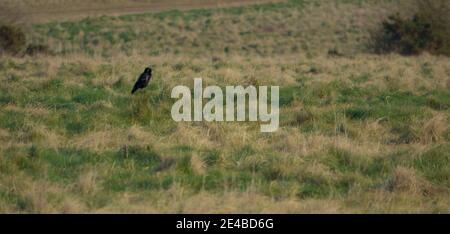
[0,0,283,23]
[0,0,449,213]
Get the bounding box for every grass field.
[0,0,449,213]
[0,0,283,23]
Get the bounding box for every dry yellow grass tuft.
[421,113,448,144]
[190,153,206,175]
[389,166,426,194]
[0,0,449,214]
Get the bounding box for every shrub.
[371,0,450,56]
[0,24,26,55]
[372,14,433,55]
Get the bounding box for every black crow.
[131,67,152,94]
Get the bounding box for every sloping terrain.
[0,0,284,23]
[0,0,449,213]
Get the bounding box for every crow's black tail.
[131,86,138,94]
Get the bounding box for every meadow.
[0,0,449,213]
[0,0,282,23]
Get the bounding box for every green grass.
[0,0,449,213]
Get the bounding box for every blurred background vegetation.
[0,0,448,213]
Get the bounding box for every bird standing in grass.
[131,67,152,94]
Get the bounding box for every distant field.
[0,0,449,213]
[0,0,284,23]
